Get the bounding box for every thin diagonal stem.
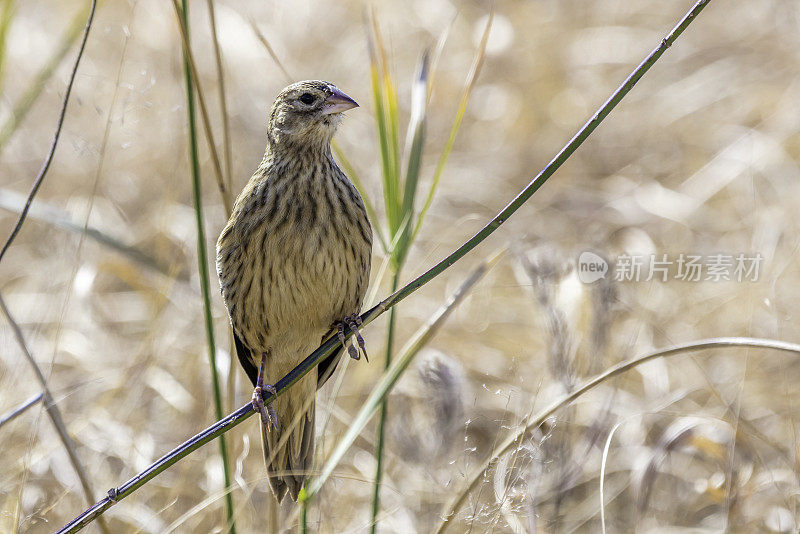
[205,0,232,195]
[170,0,232,214]
[0,293,111,534]
[0,393,43,429]
[55,2,712,530]
[248,19,293,84]
[0,0,97,265]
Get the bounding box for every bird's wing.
[233,331,259,387]
[236,328,340,390]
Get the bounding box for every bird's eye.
[299,93,315,105]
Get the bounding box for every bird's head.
[267,80,358,151]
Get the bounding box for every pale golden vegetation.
[2,0,800,533]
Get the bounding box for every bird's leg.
[343,314,368,363]
[337,322,360,360]
[251,357,279,432]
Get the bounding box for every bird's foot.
[252,384,279,432]
[337,314,368,362]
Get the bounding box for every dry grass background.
[2,0,800,532]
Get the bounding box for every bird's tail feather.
[261,370,316,502]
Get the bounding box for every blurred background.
[2,0,800,532]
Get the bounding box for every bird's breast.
[217,169,371,353]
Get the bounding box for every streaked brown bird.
[216,80,372,502]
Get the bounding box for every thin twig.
[0,0,97,265]
[0,392,43,430]
[248,19,293,84]
[55,2,711,530]
[435,337,800,532]
[0,292,111,534]
[205,0,233,197]
[169,0,232,214]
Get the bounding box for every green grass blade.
[411,11,493,245]
[179,1,237,532]
[302,251,501,502]
[367,30,398,231]
[368,9,403,233]
[368,266,400,533]
[383,70,402,220]
[395,50,430,264]
[369,11,400,187]
[373,17,400,177]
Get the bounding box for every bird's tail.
[261,369,316,502]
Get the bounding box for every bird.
[216,80,372,502]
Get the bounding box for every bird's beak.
[321,87,359,115]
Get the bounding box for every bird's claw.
[337,322,359,360]
[252,384,279,432]
[346,315,368,363]
[337,314,368,362]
